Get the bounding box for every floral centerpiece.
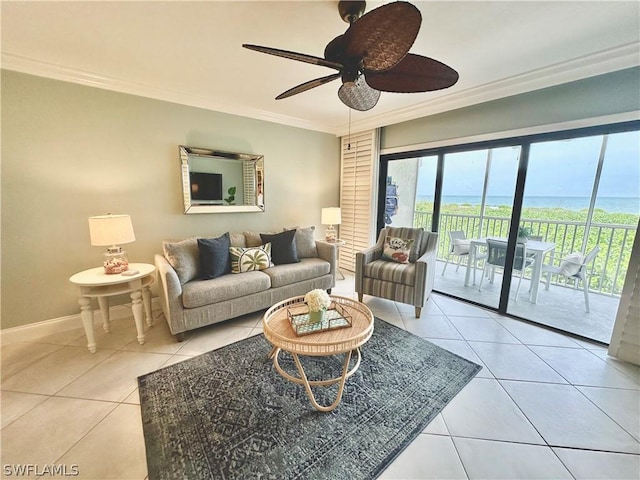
[304,289,331,323]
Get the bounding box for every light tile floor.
[1,273,638,479]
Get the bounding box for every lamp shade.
[88,214,135,246]
[321,207,341,225]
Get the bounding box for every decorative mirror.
[180,146,264,214]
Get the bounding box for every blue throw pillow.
[260,229,299,265]
[198,232,231,279]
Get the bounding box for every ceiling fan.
[243,1,459,111]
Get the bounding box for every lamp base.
[325,225,337,243]
[103,247,129,274]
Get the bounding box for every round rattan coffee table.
[263,295,374,412]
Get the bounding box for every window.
[380,122,640,343]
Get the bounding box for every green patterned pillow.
[229,243,272,273]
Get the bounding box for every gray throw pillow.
[244,230,275,248]
[229,232,246,248]
[243,231,263,248]
[284,226,317,258]
[162,238,199,284]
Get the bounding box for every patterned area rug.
[138,318,481,480]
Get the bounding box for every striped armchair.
[355,227,438,318]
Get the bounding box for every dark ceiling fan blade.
[337,76,381,111]
[364,54,459,93]
[344,1,422,72]
[242,44,343,71]
[276,73,341,100]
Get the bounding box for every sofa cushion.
[229,232,246,248]
[182,271,271,308]
[262,258,330,288]
[261,229,300,265]
[285,226,318,258]
[162,238,199,284]
[452,239,470,255]
[559,252,584,276]
[363,259,416,287]
[244,231,276,247]
[243,231,263,248]
[198,233,231,280]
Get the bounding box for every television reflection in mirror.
[190,172,223,205]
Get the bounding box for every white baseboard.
[0,298,162,345]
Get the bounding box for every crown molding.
[3,41,639,137]
[334,42,640,137]
[1,53,336,134]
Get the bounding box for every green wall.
[382,67,640,150]
[1,70,340,329]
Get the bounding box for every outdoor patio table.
[465,237,556,303]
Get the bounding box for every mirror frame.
[180,145,264,214]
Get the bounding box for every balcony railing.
[414,211,636,296]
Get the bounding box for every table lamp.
[321,207,341,242]
[88,214,136,274]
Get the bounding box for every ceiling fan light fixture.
[338,75,380,111]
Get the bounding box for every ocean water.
[416,196,640,214]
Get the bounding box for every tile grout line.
[584,347,640,383]
[49,399,140,479]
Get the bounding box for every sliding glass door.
[385,155,437,229]
[380,122,639,343]
[436,147,521,309]
[507,131,639,342]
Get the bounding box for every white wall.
[1,70,340,329]
[386,158,419,228]
[381,67,640,150]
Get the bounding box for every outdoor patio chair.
[441,230,487,284]
[542,245,600,313]
[355,227,438,318]
[478,239,535,301]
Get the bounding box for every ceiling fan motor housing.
[338,1,366,23]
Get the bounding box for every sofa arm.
[414,234,438,305]
[355,245,382,294]
[315,240,338,287]
[357,245,383,265]
[154,254,186,335]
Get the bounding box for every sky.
[415,131,640,198]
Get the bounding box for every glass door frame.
[378,120,640,318]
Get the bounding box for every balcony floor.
[434,259,619,344]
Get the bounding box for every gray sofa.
[154,228,337,339]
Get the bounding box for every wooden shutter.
[608,224,640,365]
[243,161,255,205]
[339,129,379,272]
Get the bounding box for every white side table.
[330,239,347,280]
[69,263,156,353]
